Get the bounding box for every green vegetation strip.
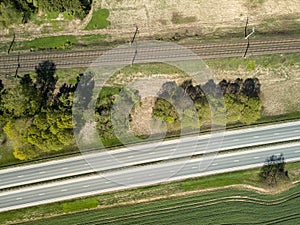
[1,161,300,225]
[206,53,300,70]
[85,9,110,30]
[0,34,111,53]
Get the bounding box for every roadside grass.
[258,15,300,36]
[0,33,111,54]
[85,9,110,30]
[257,111,300,124]
[53,68,86,86]
[107,63,188,85]
[16,36,78,51]
[0,141,19,167]
[62,198,99,213]
[205,53,300,71]
[77,34,111,45]
[3,161,299,225]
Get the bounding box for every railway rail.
[0,38,299,74]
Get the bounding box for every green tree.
[259,154,289,185]
[2,82,41,118]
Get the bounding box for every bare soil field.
[1,0,300,42]
[111,59,300,135]
[212,64,300,115]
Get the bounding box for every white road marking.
[39,171,46,174]
[148,174,154,176]
[17,175,24,178]
[212,163,218,166]
[253,136,259,138]
[192,166,198,169]
[274,133,279,135]
[16,197,23,200]
[233,160,240,163]
[148,152,155,155]
[294,150,300,153]
[83,185,90,188]
[254,156,260,159]
[38,193,45,196]
[61,189,68,192]
[233,139,240,142]
[62,167,68,170]
[105,181,110,184]
[127,156,133,159]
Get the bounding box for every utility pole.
[243,17,255,58]
[130,26,139,46]
[8,32,16,54]
[244,17,248,38]
[130,26,139,66]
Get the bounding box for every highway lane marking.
[274,133,279,135]
[83,185,90,188]
[148,174,154,177]
[233,139,240,142]
[62,167,68,170]
[233,160,240,162]
[105,181,110,184]
[127,156,134,159]
[254,156,260,159]
[212,163,218,166]
[253,136,259,138]
[294,130,299,133]
[61,189,68,192]
[17,175,24,178]
[192,166,198,169]
[38,193,45,196]
[16,197,23,200]
[39,171,46,174]
[148,152,155,155]
[294,150,300,153]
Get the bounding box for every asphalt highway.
[0,142,299,212]
[0,121,299,189]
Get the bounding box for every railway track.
[0,38,299,74]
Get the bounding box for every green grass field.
[20,183,300,225]
[85,9,110,30]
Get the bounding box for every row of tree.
[0,61,76,160]
[0,63,263,160]
[153,78,262,134]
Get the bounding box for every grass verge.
[21,185,300,225]
[1,161,300,224]
[205,53,300,70]
[85,9,110,30]
[0,33,111,53]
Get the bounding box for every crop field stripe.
[71,190,300,224]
